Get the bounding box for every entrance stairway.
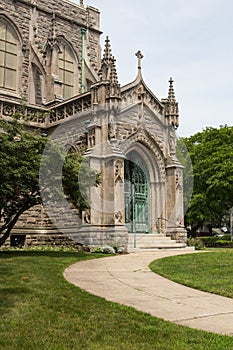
[128,233,186,251]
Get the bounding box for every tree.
[62,151,100,215]
[176,138,194,217]
[181,125,233,236]
[0,116,97,246]
[0,116,47,245]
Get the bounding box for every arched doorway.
[124,152,149,233]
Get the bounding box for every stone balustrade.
[0,92,92,127]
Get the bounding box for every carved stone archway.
[120,129,167,233]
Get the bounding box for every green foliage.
[187,238,205,250]
[189,235,233,248]
[221,234,231,241]
[91,245,116,254]
[215,240,233,247]
[176,138,194,213]
[198,236,219,247]
[62,151,100,215]
[0,116,47,244]
[0,116,99,246]
[181,125,233,233]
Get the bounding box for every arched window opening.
[58,43,74,99]
[0,21,18,91]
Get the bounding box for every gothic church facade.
[0,0,187,249]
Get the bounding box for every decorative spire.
[168,77,175,101]
[108,56,121,99]
[100,36,115,81]
[162,77,179,129]
[80,0,84,6]
[97,36,121,100]
[103,36,112,63]
[110,57,118,85]
[135,50,144,70]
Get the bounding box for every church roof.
[120,51,164,109]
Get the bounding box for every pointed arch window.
[0,21,18,91]
[58,43,75,99]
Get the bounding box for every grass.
[0,250,233,350]
[149,250,233,298]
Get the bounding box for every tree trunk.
[207,224,213,236]
[189,221,202,238]
[0,206,29,247]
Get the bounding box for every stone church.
[0,0,187,250]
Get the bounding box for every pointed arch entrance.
[124,152,149,233]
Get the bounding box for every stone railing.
[0,92,92,127]
[48,93,91,125]
[0,100,49,125]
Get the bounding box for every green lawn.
[149,250,233,298]
[0,250,233,350]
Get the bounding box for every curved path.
[64,250,233,336]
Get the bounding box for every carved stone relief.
[82,209,90,224]
[115,211,123,224]
[108,109,117,139]
[176,169,183,193]
[120,131,166,182]
[115,160,123,185]
[169,127,176,154]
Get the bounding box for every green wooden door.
[124,158,149,233]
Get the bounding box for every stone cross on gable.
[135,50,144,69]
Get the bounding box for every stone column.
[166,164,187,243]
[79,136,128,250]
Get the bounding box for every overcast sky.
[76,0,233,137]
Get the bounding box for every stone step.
[128,233,186,250]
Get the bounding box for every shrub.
[196,235,233,248]
[91,246,116,254]
[215,240,233,248]
[198,236,218,247]
[187,238,205,250]
[221,234,231,241]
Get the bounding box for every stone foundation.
[75,225,129,251]
[167,227,187,244]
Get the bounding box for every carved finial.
[135,50,144,70]
[168,77,176,101]
[80,0,84,6]
[103,36,112,62]
[101,36,114,80]
[108,56,121,99]
[110,57,118,85]
[163,77,179,129]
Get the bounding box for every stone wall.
[0,0,101,103]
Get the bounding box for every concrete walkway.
[64,250,233,336]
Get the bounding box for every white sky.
[76,0,233,136]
